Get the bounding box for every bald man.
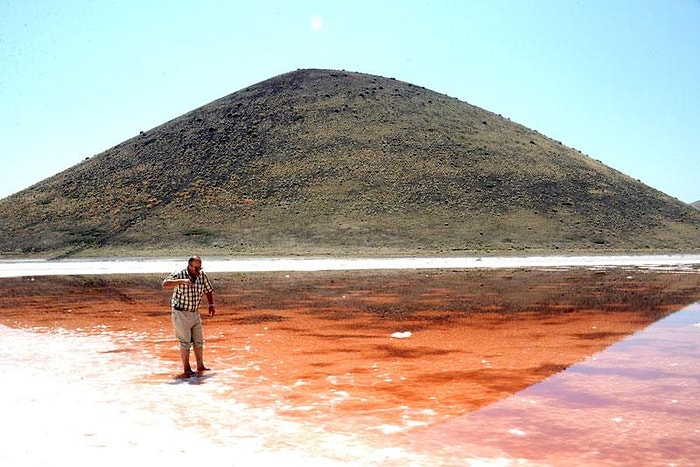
[162,255,216,377]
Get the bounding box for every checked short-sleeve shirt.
[168,268,213,312]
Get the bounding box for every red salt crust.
[1,268,698,426]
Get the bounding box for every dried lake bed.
[1,255,699,465]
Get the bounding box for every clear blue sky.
[1,0,699,202]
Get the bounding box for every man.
[162,255,216,377]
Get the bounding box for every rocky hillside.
[1,69,698,257]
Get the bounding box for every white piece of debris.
[391,331,412,339]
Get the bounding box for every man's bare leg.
[194,345,210,372]
[180,347,195,376]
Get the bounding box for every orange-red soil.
[1,267,698,426]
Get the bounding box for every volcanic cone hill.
[1,69,698,257]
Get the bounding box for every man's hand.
[207,304,216,317]
[162,278,192,289]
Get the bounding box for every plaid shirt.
[167,268,213,312]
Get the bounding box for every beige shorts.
[171,308,204,349]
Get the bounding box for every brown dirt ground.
[1,267,698,427]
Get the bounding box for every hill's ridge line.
[1,68,698,257]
